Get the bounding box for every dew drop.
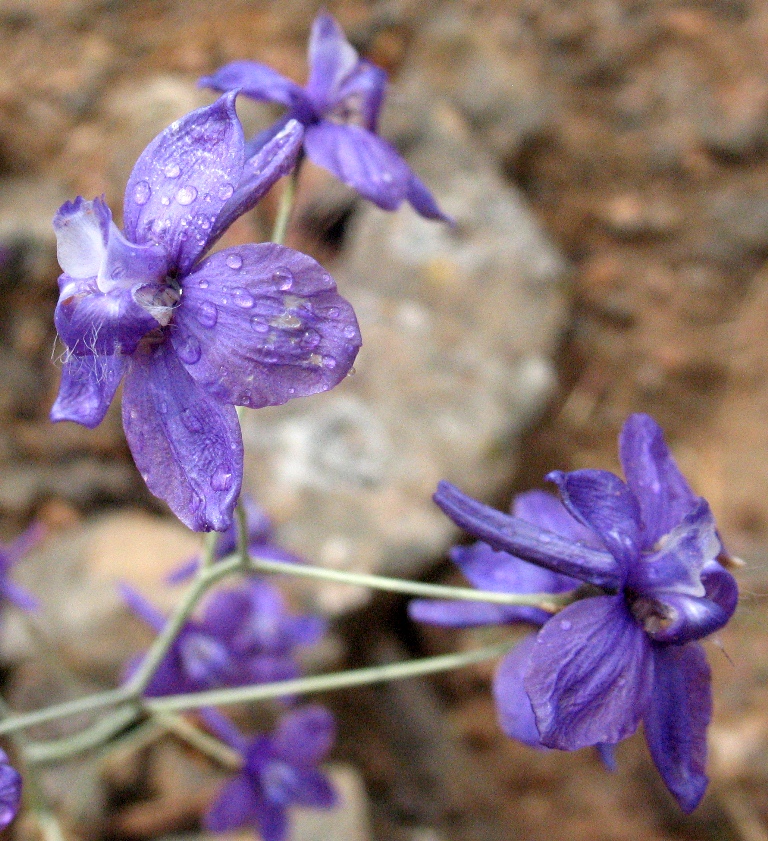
[322,355,337,369]
[273,267,294,290]
[195,213,211,230]
[164,163,181,178]
[300,329,321,349]
[226,253,243,270]
[218,183,235,200]
[196,301,218,328]
[161,196,170,206]
[198,279,209,289]
[158,400,168,414]
[176,333,202,365]
[559,619,572,631]
[343,325,358,339]
[250,316,269,333]
[232,287,254,308]
[176,185,198,205]
[211,465,233,492]
[133,180,151,205]
[180,408,204,433]
[381,171,394,184]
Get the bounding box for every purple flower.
[0,522,43,612]
[429,413,738,813]
[0,750,21,829]
[167,495,304,584]
[51,94,361,532]
[205,706,337,841]
[122,579,325,696]
[200,13,451,222]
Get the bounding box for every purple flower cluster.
[51,95,361,533]
[122,578,325,696]
[413,413,738,812]
[201,12,451,222]
[205,705,336,841]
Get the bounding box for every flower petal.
[619,413,698,548]
[205,775,262,832]
[281,767,337,808]
[405,172,454,224]
[199,61,307,109]
[306,12,359,109]
[50,352,126,428]
[0,752,21,830]
[408,597,534,627]
[493,635,546,748]
[53,196,110,279]
[174,243,360,408]
[304,122,411,210]
[119,581,167,633]
[525,596,654,750]
[253,795,289,841]
[123,93,245,274]
[122,341,243,531]
[644,643,711,813]
[331,59,387,131]
[547,469,641,573]
[513,490,605,548]
[272,706,335,767]
[0,580,39,612]
[433,482,622,591]
[207,120,305,247]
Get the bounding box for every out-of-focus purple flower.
[0,523,44,612]
[51,95,361,533]
[167,495,304,584]
[122,579,325,696]
[428,413,738,813]
[0,750,21,829]
[200,13,451,222]
[205,706,337,841]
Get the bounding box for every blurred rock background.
[0,0,764,839]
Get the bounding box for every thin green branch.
[271,163,301,246]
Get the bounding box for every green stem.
[154,712,241,770]
[271,163,301,246]
[200,530,220,572]
[146,639,516,713]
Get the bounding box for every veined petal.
[122,341,243,531]
[433,482,623,591]
[494,636,547,748]
[53,196,110,279]
[405,172,454,224]
[272,706,335,767]
[173,243,360,408]
[331,59,387,131]
[50,351,126,429]
[98,223,169,294]
[642,591,735,644]
[619,413,698,548]
[207,120,305,247]
[123,93,245,275]
[306,12,359,109]
[513,490,605,549]
[644,643,711,813]
[304,122,411,210]
[55,275,159,356]
[205,775,262,832]
[627,499,720,599]
[525,596,655,750]
[547,469,641,573]
[199,61,307,109]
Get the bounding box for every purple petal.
[3,522,46,566]
[547,469,641,573]
[199,61,307,109]
[525,596,655,750]
[205,775,261,832]
[123,93,245,275]
[119,581,167,633]
[619,413,698,548]
[513,490,606,549]
[216,494,275,558]
[54,275,160,356]
[405,172,454,224]
[493,636,546,748]
[304,122,411,210]
[201,587,254,644]
[199,707,250,754]
[165,555,201,585]
[286,614,327,647]
[701,559,739,618]
[627,500,719,599]
[206,120,305,247]
[433,482,623,591]
[408,597,529,627]
[0,753,21,830]
[597,743,618,771]
[178,630,235,688]
[306,12,359,109]
[245,654,301,686]
[53,196,110,279]
[253,795,289,841]
[0,580,39,612]
[331,59,387,131]
[173,243,360,408]
[50,352,126,428]
[268,766,337,808]
[272,706,335,767]
[122,341,243,532]
[644,643,711,813]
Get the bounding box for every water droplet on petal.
[218,183,235,200]
[176,186,198,205]
[176,333,202,365]
[158,400,168,414]
[273,267,294,290]
[226,253,243,270]
[211,465,233,491]
[133,180,151,205]
[300,329,321,350]
[559,619,572,631]
[196,301,218,327]
[161,196,170,206]
[180,408,204,433]
[343,325,357,339]
[322,355,337,369]
[250,316,269,333]
[198,279,209,289]
[194,213,211,230]
[164,163,181,178]
[232,287,254,308]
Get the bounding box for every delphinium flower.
[0,750,21,829]
[205,705,337,841]
[0,522,44,612]
[420,413,738,812]
[121,578,325,696]
[51,94,361,532]
[167,495,304,584]
[200,12,452,222]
